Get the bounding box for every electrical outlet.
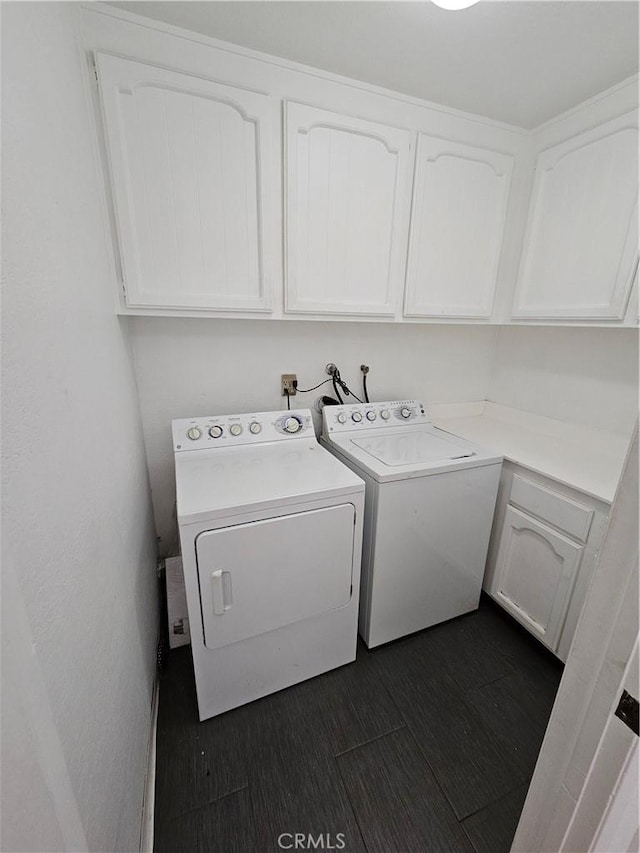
[281,374,297,396]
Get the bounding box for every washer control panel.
[173,409,313,451]
[323,400,429,434]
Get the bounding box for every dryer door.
[196,504,355,650]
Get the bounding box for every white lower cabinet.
[491,506,583,652]
[485,465,609,660]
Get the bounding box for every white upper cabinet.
[96,53,276,311]
[513,111,639,320]
[89,11,636,326]
[284,101,413,316]
[404,136,513,319]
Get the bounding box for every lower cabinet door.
[196,504,355,650]
[491,505,583,651]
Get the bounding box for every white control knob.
[284,416,301,433]
[249,421,261,434]
[208,425,223,439]
[229,423,242,437]
[352,411,363,423]
[366,410,376,421]
[380,409,390,420]
[337,413,347,424]
[401,407,412,419]
[187,426,202,441]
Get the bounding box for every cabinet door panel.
[96,53,274,311]
[514,111,639,320]
[492,506,583,651]
[404,136,513,318]
[285,101,413,315]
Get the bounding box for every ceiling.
[107,1,639,128]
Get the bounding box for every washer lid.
[352,430,475,466]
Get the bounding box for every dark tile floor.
[154,596,563,853]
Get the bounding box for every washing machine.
[172,407,364,720]
[321,400,502,648]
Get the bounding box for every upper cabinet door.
[513,111,639,320]
[96,53,275,311]
[284,101,413,316]
[404,136,513,319]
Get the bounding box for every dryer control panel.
[323,401,429,434]
[173,409,313,451]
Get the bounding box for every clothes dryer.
[173,408,364,719]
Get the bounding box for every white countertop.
[430,401,630,505]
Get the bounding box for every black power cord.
[332,374,344,404]
[331,365,363,403]
[287,367,367,410]
[284,377,333,411]
[295,378,333,394]
[285,377,333,410]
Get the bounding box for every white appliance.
[321,400,502,648]
[172,408,364,720]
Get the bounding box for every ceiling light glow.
[431,0,481,9]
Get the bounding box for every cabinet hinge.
[92,63,98,84]
[615,689,639,736]
[121,280,127,297]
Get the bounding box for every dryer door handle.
[211,570,233,615]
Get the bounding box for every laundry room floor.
[153,596,563,853]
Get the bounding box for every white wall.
[132,318,639,553]
[130,318,497,551]
[489,326,639,435]
[1,4,158,851]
